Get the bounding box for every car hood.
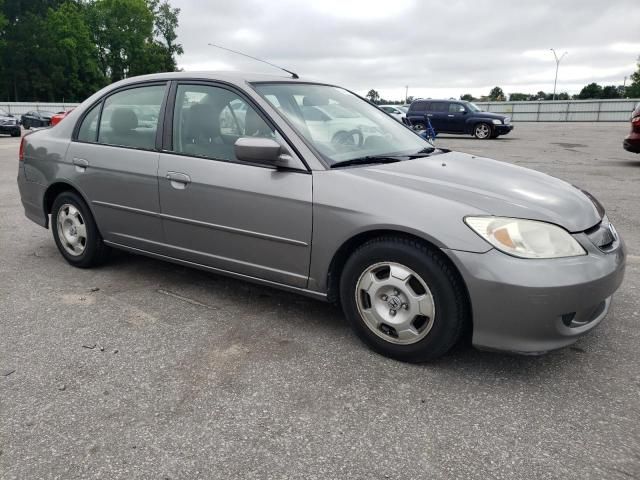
[474,111,507,120]
[347,151,602,232]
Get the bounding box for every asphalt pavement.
[1,123,639,479]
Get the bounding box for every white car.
[379,105,407,123]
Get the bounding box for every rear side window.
[97,85,165,150]
[77,103,101,142]
[430,102,448,113]
[410,101,427,112]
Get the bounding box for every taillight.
[632,115,640,133]
[19,136,25,162]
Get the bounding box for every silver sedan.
[17,72,626,362]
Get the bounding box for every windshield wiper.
[330,156,403,169]
[329,148,439,169]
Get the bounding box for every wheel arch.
[326,229,472,326]
[43,181,97,231]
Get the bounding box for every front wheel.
[340,237,468,362]
[473,122,492,139]
[51,191,110,268]
[23,120,30,130]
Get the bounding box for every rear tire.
[10,130,20,137]
[412,122,425,130]
[340,236,468,362]
[51,191,110,268]
[23,120,30,130]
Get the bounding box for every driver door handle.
[447,114,455,117]
[166,171,191,189]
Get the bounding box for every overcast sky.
[172,0,640,101]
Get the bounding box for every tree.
[508,93,529,101]
[626,58,640,98]
[488,86,505,101]
[460,93,475,101]
[405,95,414,103]
[578,82,603,99]
[366,89,380,103]
[601,85,621,99]
[147,0,183,71]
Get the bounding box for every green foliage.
[366,89,380,103]
[627,57,640,98]
[0,0,182,101]
[460,93,475,101]
[508,92,529,101]
[578,82,603,99]
[488,86,505,101]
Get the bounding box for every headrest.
[185,103,220,141]
[244,108,271,137]
[110,108,138,134]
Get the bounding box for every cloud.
[171,0,640,99]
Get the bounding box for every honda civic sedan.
[17,72,626,362]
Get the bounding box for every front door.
[445,102,467,133]
[66,83,167,252]
[157,82,313,288]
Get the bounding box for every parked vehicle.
[0,108,21,137]
[50,110,74,126]
[407,99,514,139]
[17,72,625,362]
[20,110,55,129]
[379,105,407,123]
[623,103,640,153]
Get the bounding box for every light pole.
[550,48,568,100]
[405,85,409,104]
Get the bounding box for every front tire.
[473,122,492,139]
[51,191,110,268]
[340,237,468,362]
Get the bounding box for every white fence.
[0,102,80,115]
[474,99,639,122]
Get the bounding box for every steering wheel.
[331,129,364,147]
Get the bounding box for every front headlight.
[465,217,586,258]
[491,119,502,125]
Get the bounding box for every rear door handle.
[426,114,433,117]
[447,114,455,117]
[166,171,191,189]
[73,157,89,172]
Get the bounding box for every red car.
[50,109,73,126]
[623,103,640,153]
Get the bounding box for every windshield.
[466,102,482,112]
[253,83,432,165]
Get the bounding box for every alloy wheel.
[56,204,87,256]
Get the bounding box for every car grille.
[584,217,618,251]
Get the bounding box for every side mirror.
[234,137,293,168]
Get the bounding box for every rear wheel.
[412,122,425,130]
[473,122,492,139]
[23,120,30,130]
[340,237,468,362]
[10,129,20,137]
[51,191,110,268]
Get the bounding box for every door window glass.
[449,103,465,113]
[172,84,275,162]
[77,103,101,142]
[97,85,165,150]
[430,102,448,113]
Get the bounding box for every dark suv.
[407,100,514,139]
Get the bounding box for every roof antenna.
[207,43,299,79]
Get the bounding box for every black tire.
[340,236,469,362]
[10,129,20,137]
[412,122,425,130]
[473,122,492,140]
[51,191,110,268]
[23,120,30,130]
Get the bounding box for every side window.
[449,103,465,113]
[430,102,447,113]
[172,84,275,163]
[77,103,101,142]
[97,84,165,150]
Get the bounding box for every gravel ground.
[1,123,639,479]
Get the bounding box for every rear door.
[66,82,167,252]
[407,100,427,126]
[428,102,448,132]
[157,82,312,287]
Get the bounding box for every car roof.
[110,71,309,88]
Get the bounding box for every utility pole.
[405,85,408,104]
[550,48,568,100]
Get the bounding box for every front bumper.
[444,231,626,354]
[494,124,514,135]
[623,135,640,153]
[0,124,20,135]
